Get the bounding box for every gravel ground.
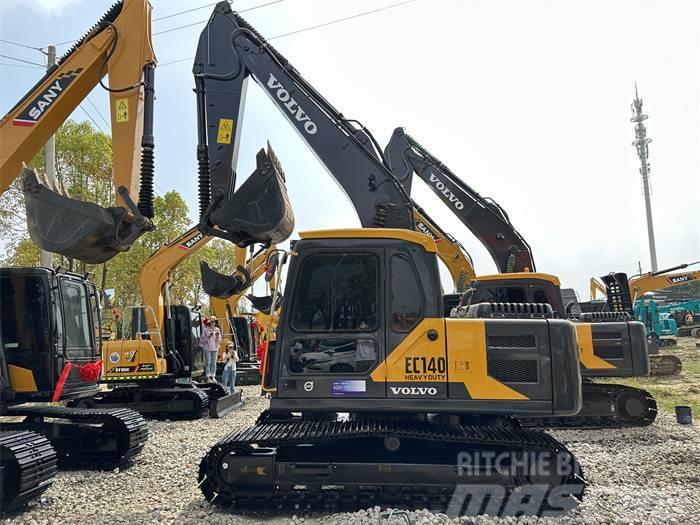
[4,383,699,525]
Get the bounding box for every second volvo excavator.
[193,3,585,515]
[385,129,659,428]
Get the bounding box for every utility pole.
[631,84,658,272]
[39,45,57,268]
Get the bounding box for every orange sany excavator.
[71,224,240,418]
[0,0,156,264]
[71,145,288,418]
[0,0,154,512]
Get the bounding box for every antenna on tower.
[631,84,658,272]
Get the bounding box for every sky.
[1,0,698,299]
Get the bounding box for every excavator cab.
[199,145,294,247]
[0,267,102,403]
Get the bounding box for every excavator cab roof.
[474,272,561,286]
[298,228,438,253]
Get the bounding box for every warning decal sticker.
[217,118,234,144]
[115,98,129,123]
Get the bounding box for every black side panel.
[583,321,649,378]
[628,321,650,376]
[546,320,582,416]
[482,319,552,401]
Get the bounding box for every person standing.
[202,319,221,381]
[222,342,239,393]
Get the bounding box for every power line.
[269,0,416,40]
[79,104,106,134]
[153,0,283,36]
[153,1,220,22]
[0,62,44,69]
[159,0,418,67]
[86,96,111,131]
[0,38,43,51]
[0,54,44,67]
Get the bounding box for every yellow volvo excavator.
[193,3,585,515]
[1,0,155,511]
[385,128,658,428]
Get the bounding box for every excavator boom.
[192,2,412,245]
[412,201,476,292]
[0,0,156,263]
[385,127,535,273]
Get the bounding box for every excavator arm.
[412,202,476,292]
[0,0,156,264]
[628,264,700,300]
[139,146,283,339]
[192,1,413,246]
[385,127,535,273]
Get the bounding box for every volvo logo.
[303,381,314,392]
[429,173,464,210]
[267,73,318,135]
[390,386,438,396]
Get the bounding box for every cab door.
[381,248,447,399]
[276,248,386,399]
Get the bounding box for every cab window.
[288,338,377,374]
[390,253,423,332]
[60,279,92,349]
[0,276,50,352]
[291,253,379,331]
[532,287,549,304]
[477,286,526,304]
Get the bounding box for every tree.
[1,120,113,272]
[106,191,192,308]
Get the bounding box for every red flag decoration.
[52,360,103,402]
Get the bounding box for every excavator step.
[0,431,57,514]
[199,413,584,516]
[4,405,148,469]
[72,385,210,420]
[521,383,657,429]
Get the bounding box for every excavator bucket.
[247,294,282,315]
[601,272,634,314]
[23,168,151,264]
[200,260,252,299]
[207,145,294,247]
